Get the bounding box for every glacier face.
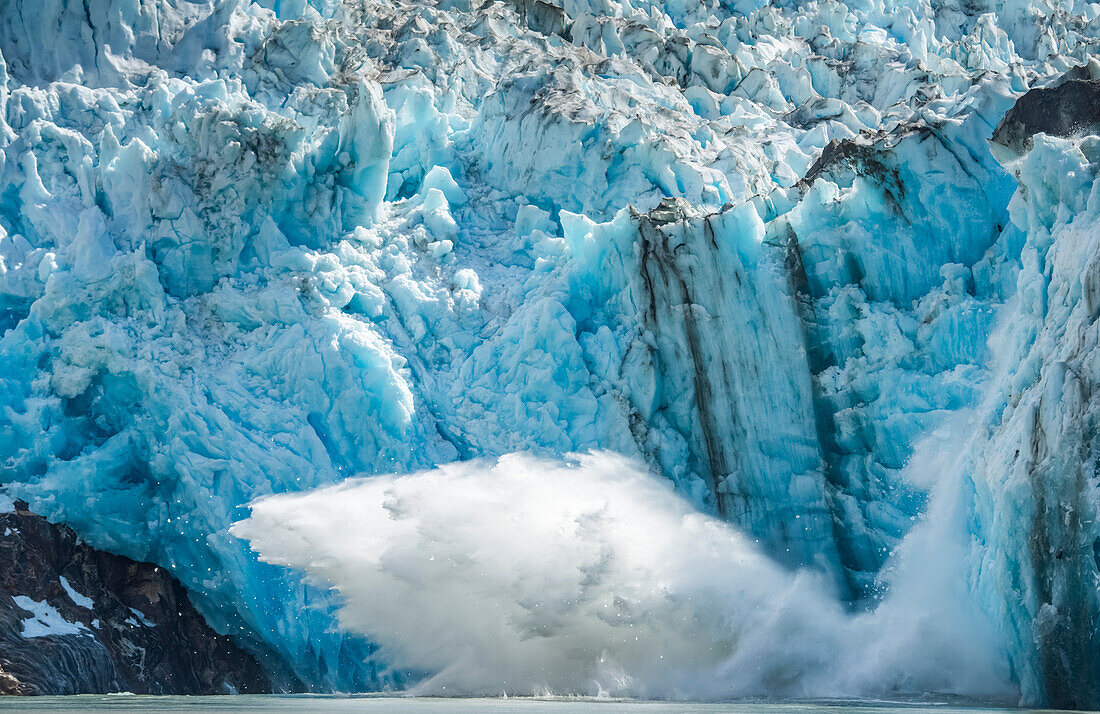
[0,0,1098,702]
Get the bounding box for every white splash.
[232,450,1012,700]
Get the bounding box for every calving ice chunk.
[0,0,1097,705]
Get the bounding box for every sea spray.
[231,451,1011,699]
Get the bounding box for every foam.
[233,450,1011,699]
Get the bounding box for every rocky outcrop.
[991,61,1100,158]
[0,501,270,695]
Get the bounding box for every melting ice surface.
[233,449,1010,700]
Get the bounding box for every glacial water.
[0,697,1055,714]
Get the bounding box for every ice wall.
[0,0,1097,699]
[957,74,1100,708]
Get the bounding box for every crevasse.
[0,0,1098,704]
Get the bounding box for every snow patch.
[59,576,95,610]
[13,596,90,638]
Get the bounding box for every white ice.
[234,450,1010,700]
[13,595,90,638]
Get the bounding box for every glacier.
[0,0,1097,705]
[232,450,1015,700]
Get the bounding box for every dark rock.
[0,501,270,695]
[991,75,1100,157]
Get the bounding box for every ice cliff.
[0,0,1098,705]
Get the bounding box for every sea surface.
[0,697,1081,714]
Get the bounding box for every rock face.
[0,501,270,695]
[991,61,1100,158]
